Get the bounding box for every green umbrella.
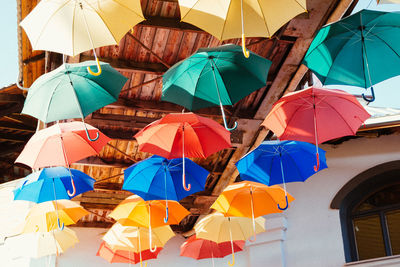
[303,9,400,102]
[161,44,271,131]
[22,61,127,140]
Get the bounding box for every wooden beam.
[74,156,131,168]
[0,103,23,118]
[0,145,24,157]
[0,121,35,132]
[140,16,203,33]
[80,55,167,74]
[0,94,24,103]
[0,132,30,143]
[22,52,45,64]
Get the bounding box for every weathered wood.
[0,132,30,143]
[0,103,23,118]
[140,16,203,33]
[74,156,131,168]
[0,94,24,103]
[0,121,35,132]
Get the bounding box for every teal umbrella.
[161,44,271,131]
[303,9,400,102]
[22,61,127,140]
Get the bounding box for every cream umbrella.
[20,0,145,75]
[377,0,400,3]
[178,0,307,57]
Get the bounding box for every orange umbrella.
[109,195,189,252]
[211,181,294,241]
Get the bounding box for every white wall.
[3,134,400,267]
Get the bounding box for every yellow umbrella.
[20,200,89,233]
[194,212,265,266]
[109,195,189,253]
[4,227,79,259]
[20,0,145,75]
[178,0,307,57]
[210,182,294,241]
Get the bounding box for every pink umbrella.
[263,87,370,170]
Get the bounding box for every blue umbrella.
[122,155,209,222]
[13,167,95,229]
[236,140,327,210]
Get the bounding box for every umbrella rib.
[220,0,235,40]
[43,79,64,123]
[255,0,272,37]
[111,0,145,20]
[275,101,309,139]
[320,99,358,135]
[284,149,307,182]
[367,31,400,59]
[83,1,118,43]
[180,0,202,22]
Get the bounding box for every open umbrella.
[178,0,307,57]
[20,200,88,233]
[194,212,265,266]
[236,140,326,210]
[97,242,162,265]
[135,112,230,190]
[4,227,78,258]
[13,167,95,229]
[20,0,144,75]
[22,61,127,141]
[16,121,110,169]
[262,87,370,170]
[180,235,245,267]
[123,155,209,222]
[377,0,400,3]
[302,10,400,102]
[211,181,294,240]
[162,44,271,130]
[109,195,189,253]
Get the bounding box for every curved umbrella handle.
[164,207,169,223]
[67,178,76,197]
[182,173,191,191]
[228,251,235,266]
[277,195,289,211]
[362,86,375,103]
[57,217,65,231]
[83,123,100,142]
[313,153,320,172]
[87,57,102,76]
[241,34,250,58]
[221,106,237,131]
[140,261,148,267]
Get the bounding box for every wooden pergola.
[0,0,359,233]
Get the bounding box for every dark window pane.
[353,215,386,260]
[387,210,400,255]
[355,184,400,213]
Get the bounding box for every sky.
[0,0,400,107]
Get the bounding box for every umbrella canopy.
[15,121,110,169]
[194,212,265,266]
[135,112,231,159]
[123,155,208,221]
[236,140,326,209]
[178,0,307,56]
[97,241,162,264]
[13,167,95,202]
[377,0,400,3]
[5,227,78,259]
[22,61,127,140]
[20,0,144,63]
[162,44,271,130]
[262,87,370,170]
[21,200,88,233]
[180,235,245,259]
[102,223,174,252]
[302,10,400,102]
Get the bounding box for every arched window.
[331,162,400,262]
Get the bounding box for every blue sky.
[0,0,400,107]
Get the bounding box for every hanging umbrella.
[109,195,189,253]
[21,61,127,141]
[20,0,144,75]
[178,0,307,57]
[161,44,271,130]
[302,10,400,102]
[97,241,162,264]
[180,235,245,267]
[377,0,400,3]
[211,181,294,240]
[236,140,326,210]
[16,121,110,169]
[20,200,88,233]
[13,167,95,229]
[135,112,230,190]
[4,227,78,258]
[262,87,370,170]
[123,155,209,222]
[194,212,265,266]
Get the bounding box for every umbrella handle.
[313,153,320,172]
[362,86,375,103]
[87,57,102,77]
[67,178,76,197]
[182,173,191,191]
[164,206,169,223]
[241,34,250,58]
[140,261,147,267]
[148,205,157,252]
[277,195,289,211]
[57,218,65,231]
[83,123,100,141]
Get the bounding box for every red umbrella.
[180,235,245,266]
[135,112,231,191]
[97,241,162,264]
[263,87,370,170]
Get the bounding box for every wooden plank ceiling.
[0,0,358,232]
